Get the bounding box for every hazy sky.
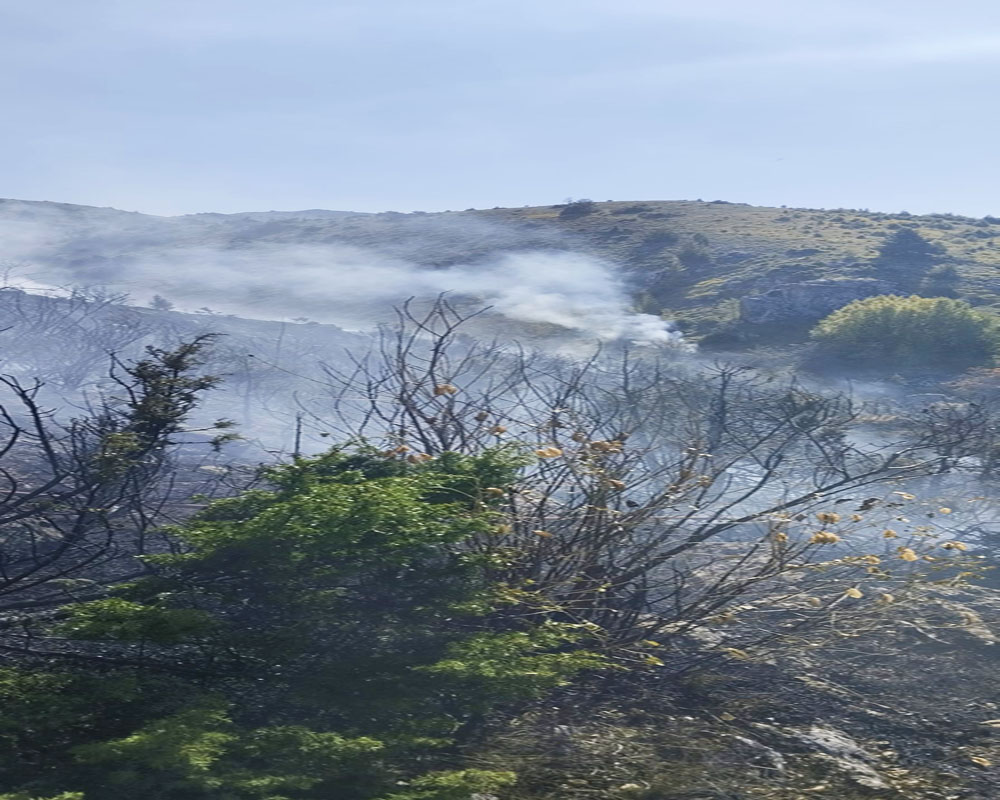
[4,1,1000,216]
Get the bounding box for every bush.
[870,227,944,291]
[558,200,597,219]
[1,449,606,799]
[810,294,999,370]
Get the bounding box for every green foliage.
[558,199,597,219]
[0,794,84,800]
[1,449,605,799]
[870,227,946,291]
[58,598,215,643]
[810,294,999,369]
[875,226,943,266]
[73,704,384,798]
[418,623,609,711]
[378,769,517,800]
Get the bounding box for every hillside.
[2,199,1000,799]
[2,197,998,346]
[477,200,1000,340]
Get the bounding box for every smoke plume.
[0,202,683,345]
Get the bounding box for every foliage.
[810,294,999,369]
[875,226,943,267]
[558,199,598,219]
[377,769,517,800]
[0,448,605,799]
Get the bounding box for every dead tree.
[0,336,233,646]
[308,298,967,669]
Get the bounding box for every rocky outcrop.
[740,279,893,324]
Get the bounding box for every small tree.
[0,449,601,799]
[0,336,232,627]
[558,200,597,220]
[810,294,998,370]
[149,294,174,311]
[871,227,944,291]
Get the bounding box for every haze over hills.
[3,196,999,345]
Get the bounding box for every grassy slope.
[4,196,998,342]
[463,200,1000,338]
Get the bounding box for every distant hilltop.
[1,197,997,347]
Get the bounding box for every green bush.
[0,449,606,799]
[810,294,999,369]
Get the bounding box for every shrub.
[558,200,597,219]
[810,294,999,370]
[870,227,944,291]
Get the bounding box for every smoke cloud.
[0,203,683,345]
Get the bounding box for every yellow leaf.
[878,593,895,604]
[807,596,823,607]
[643,654,665,667]
[898,548,918,562]
[893,491,916,500]
[722,647,751,660]
[844,587,863,599]
[883,529,898,539]
[969,756,992,767]
[641,640,662,647]
[532,529,554,538]
[938,507,952,514]
[816,512,841,524]
[773,531,788,543]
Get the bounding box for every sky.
[3,0,1000,217]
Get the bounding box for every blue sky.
[3,1,1000,216]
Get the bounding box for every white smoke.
[0,204,684,346]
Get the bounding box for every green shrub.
[810,294,999,369]
[0,449,606,799]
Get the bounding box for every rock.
[719,733,787,774]
[750,722,892,790]
[739,279,893,324]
